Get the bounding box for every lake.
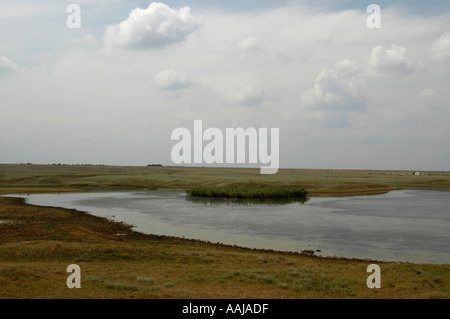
[5,189,450,264]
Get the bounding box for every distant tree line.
[48,163,107,166]
[18,163,164,167]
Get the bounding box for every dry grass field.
[1,164,449,196]
[0,164,449,298]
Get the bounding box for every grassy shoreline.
[0,165,449,298]
[1,196,449,298]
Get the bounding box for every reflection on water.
[185,195,309,206]
[3,189,450,264]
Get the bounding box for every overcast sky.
[1,0,449,170]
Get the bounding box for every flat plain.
[0,164,449,298]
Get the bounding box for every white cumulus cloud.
[154,69,194,90]
[302,59,365,111]
[0,56,20,73]
[104,2,202,51]
[368,44,419,76]
[430,31,450,62]
[239,37,261,53]
[230,86,267,105]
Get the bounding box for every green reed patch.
[187,186,308,203]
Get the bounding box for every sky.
[0,0,449,170]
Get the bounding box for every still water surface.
[7,190,450,263]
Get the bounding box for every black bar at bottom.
[0,299,445,317]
